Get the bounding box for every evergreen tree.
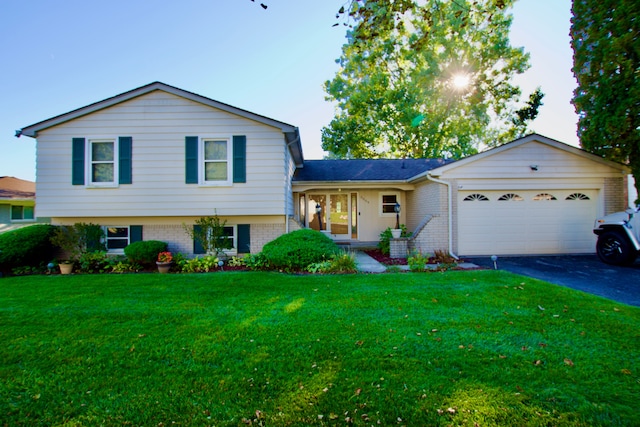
[571,0,640,202]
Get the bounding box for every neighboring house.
[0,176,44,233]
[18,82,630,257]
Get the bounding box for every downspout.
[285,129,301,236]
[426,173,459,260]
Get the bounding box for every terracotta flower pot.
[59,263,74,275]
[156,262,172,274]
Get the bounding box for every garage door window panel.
[566,193,590,200]
[533,193,557,201]
[463,194,489,201]
[498,193,524,201]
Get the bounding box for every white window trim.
[379,192,400,217]
[205,225,238,256]
[102,226,130,254]
[87,138,119,188]
[199,136,233,186]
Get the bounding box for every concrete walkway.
[354,251,387,273]
[354,250,479,273]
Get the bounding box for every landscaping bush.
[0,224,56,274]
[307,251,357,274]
[77,251,116,274]
[124,240,168,268]
[50,223,105,262]
[260,229,341,272]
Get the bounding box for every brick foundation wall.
[250,223,286,254]
[144,222,286,256]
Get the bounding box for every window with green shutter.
[185,135,246,185]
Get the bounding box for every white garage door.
[458,190,598,255]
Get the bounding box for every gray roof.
[293,158,454,182]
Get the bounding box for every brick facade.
[604,177,627,214]
[406,181,449,255]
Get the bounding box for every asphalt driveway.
[465,255,640,307]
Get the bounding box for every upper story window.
[185,135,246,186]
[11,205,34,221]
[72,137,132,187]
[90,139,116,185]
[203,139,230,184]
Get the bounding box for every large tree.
[571,0,640,202]
[322,0,542,159]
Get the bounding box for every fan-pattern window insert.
[533,193,557,201]
[498,193,524,201]
[463,193,489,201]
[566,193,590,201]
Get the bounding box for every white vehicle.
[593,206,640,266]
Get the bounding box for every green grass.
[1,271,639,426]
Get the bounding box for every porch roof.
[293,159,452,182]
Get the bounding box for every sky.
[0,0,577,182]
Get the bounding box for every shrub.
[179,255,221,273]
[243,253,270,271]
[260,229,341,272]
[124,240,168,268]
[78,251,113,274]
[0,225,56,274]
[307,251,358,274]
[407,250,430,272]
[50,223,105,261]
[377,225,411,255]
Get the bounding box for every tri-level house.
[19,82,631,257]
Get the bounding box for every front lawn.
[1,271,638,426]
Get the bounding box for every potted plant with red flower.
[156,251,173,273]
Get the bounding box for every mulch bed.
[364,249,408,265]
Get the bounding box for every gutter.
[426,173,459,260]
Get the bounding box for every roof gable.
[18,82,304,166]
[428,134,629,176]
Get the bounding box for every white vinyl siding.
[34,91,291,218]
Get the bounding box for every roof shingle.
[293,158,453,182]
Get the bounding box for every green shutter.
[237,224,250,253]
[185,136,198,184]
[72,138,85,185]
[193,225,205,254]
[232,135,246,183]
[119,137,132,184]
[130,225,143,243]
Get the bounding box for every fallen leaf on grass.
[621,369,632,375]
[564,358,574,366]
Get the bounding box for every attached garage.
[424,134,630,257]
[458,189,598,255]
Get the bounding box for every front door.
[308,193,357,240]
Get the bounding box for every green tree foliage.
[571,0,640,202]
[323,0,541,159]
